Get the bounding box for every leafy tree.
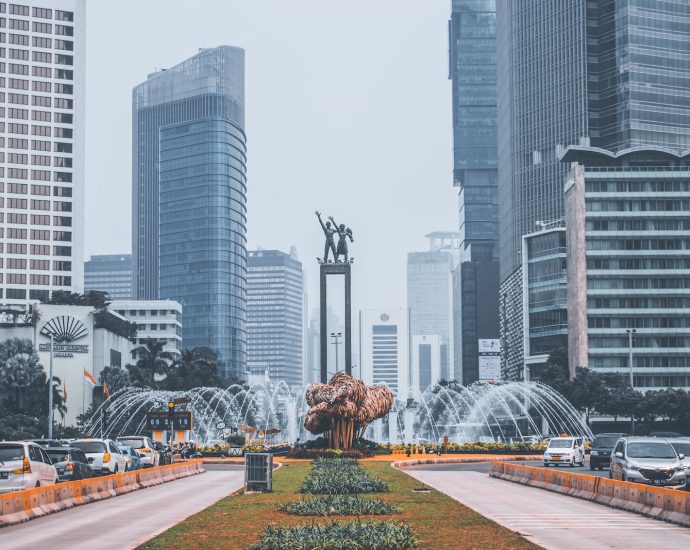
[43,290,110,308]
[532,347,570,394]
[0,413,44,440]
[100,365,131,394]
[127,338,175,388]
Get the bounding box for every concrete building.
[411,334,441,392]
[0,302,133,425]
[564,147,690,391]
[407,234,455,383]
[497,0,690,380]
[132,46,247,379]
[111,300,182,356]
[246,250,304,389]
[1,0,86,303]
[84,254,132,300]
[448,0,500,385]
[359,308,409,399]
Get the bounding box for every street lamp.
[626,328,637,435]
[330,332,342,373]
[47,334,54,439]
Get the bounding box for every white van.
[0,441,58,493]
[543,436,585,467]
[70,439,128,475]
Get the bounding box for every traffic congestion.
[0,436,174,493]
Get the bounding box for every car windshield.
[593,436,619,448]
[627,442,676,459]
[548,439,573,449]
[118,447,132,455]
[118,439,145,449]
[71,441,108,454]
[0,445,25,462]
[46,450,69,462]
[670,442,690,456]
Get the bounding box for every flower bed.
[250,520,417,550]
[280,494,399,516]
[379,441,545,455]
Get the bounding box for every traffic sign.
[152,401,163,409]
[216,422,226,429]
[146,411,193,430]
[174,396,191,405]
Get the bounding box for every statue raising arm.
[315,211,328,233]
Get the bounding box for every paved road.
[409,458,611,478]
[1,466,243,550]
[406,467,690,549]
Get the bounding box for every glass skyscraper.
[449,0,500,384]
[84,254,132,300]
[132,46,247,378]
[497,0,690,380]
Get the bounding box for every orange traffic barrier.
[490,462,690,528]
[0,459,204,527]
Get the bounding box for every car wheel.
[53,478,58,484]
[114,465,119,474]
[570,459,575,467]
[35,481,41,488]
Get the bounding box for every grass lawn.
[139,461,537,549]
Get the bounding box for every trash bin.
[244,452,273,491]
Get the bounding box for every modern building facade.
[132,46,247,378]
[84,254,132,300]
[111,299,182,356]
[497,0,690,379]
[359,309,409,399]
[407,235,455,383]
[246,249,304,389]
[411,334,441,392]
[1,0,86,303]
[448,0,500,385]
[564,148,690,391]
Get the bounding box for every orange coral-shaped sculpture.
[304,372,393,449]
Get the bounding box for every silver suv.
[609,437,686,489]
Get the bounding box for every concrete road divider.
[490,461,690,527]
[0,459,204,528]
[392,455,538,469]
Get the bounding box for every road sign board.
[145,411,193,430]
[174,396,191,405]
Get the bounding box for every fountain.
[85,380,591,445]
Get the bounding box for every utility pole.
[626,328,637,435]
[48,334,54,439]
[330,332,342,374]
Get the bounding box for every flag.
[103,382,111,402]
[84,368,97,386]
[63,382,68,401]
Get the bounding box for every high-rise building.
[407,234,455,382]
[84,254,132,300]
[1,0,85,304]
[564,148,690,391]
[497,0,690,379]
[132,46,247,378]
[448,0,500,385]
[359,308,409,399]
[111,299,182,356]
[246,249,304,388]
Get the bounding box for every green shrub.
[251,520,417,549]
[300,459,389,494]
[280,495,400,516]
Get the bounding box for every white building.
[0,302,132,425]
[111,300,182,355]
[359,308,409,399]
[1,0,86,303]
[411,334,442,392]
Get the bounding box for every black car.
[45,447,94,482]
[153,441,173,465]
[589,433,627,470]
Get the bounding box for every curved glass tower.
[132,47,247,378]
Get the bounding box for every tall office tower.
[246,249,304,389]
[1,0,85,303]
[407,235,455,383]
[448,0,500,385]
[359,309,409,399]
[132,46,247,379]
[84,254,132,300]
[497,0,690,380]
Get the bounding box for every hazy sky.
[85,0,457,314]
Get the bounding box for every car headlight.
[627,465,639,471]
[675,466,684,473]
[591,450,598,456]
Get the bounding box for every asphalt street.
[408,458,611,478]
[0,466,244,550]
[406,465,690,549]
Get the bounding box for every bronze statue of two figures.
[316,211,353,264]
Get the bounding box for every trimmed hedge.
[250,520,417,549]
[280,494,400,516]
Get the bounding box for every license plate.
[0,472,9,479]
[651,480,666,485]
[552,456,561,461]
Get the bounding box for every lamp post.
[626,328,637,435]
[48,334,54,439]
[330,332,342,374]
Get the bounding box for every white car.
[543,436,586,467]
[70,439,128,475]
[0,441,59,493]
[116,436,160,468]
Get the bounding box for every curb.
[490,462,690,528]
[392,455,538,469]
[0,460,205,528]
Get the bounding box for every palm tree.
[128,338,175,388]
[1,351,44,412]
